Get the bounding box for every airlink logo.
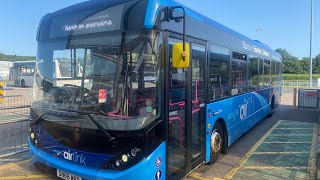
[54,149,86,165]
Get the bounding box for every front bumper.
[28,139,166,180]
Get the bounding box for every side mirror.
[172,42,190,68]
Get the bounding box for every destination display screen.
[37,0,148,41]
[49,3,125,39]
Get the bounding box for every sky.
[0,0,319,59]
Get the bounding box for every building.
[0,61,14,80]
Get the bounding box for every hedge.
[282,74,320,81]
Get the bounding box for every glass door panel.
[167,38,188,178]
[191,44,206,160]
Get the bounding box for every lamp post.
[309,0,314,87]
[256,28,263,41]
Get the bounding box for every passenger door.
[167,36,206,179]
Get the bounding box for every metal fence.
[0,85,32,157]
[0,119,30,156]
[297,89,320,109]
[0,87,31,120]
[283,81,319,88]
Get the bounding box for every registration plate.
[57,169,82,180]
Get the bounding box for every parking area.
[186,106,319,180]
[0,89,319,180]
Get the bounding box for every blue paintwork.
[29,139,166,180]
[205,87,280,162]
[144,0,280,59]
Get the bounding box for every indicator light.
[131,149,137,157]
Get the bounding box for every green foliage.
[282,74,320,81]
[0,53,35,61]
[276,48,320,74]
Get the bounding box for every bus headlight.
[121,154,128,163]
[102,137,145,170]
[30,132,35,139]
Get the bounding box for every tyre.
[209,122,223,164]
[21,79,26,88]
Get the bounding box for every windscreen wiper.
[30,108,80,126]
[87,114,116,142]
[56,108,116,142]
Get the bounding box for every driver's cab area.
[35,31,162,120]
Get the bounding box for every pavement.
[0,89,319,180]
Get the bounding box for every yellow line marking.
[189,172,225,180]
[281,120,313,125]
[269,134,313,136]
[308,123,318,179]
[223,120,283,179]
[252,152,310,155]
[0,159,31,171]
[0,175,51,180]
[242,166,308,170]
[262,142,312,144]
[0,163,19,171]
[16,159,31,165]
[188,173,213,180]
[223,166,241,180]
[274,128,314,130]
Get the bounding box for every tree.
[0,53,35,61]
[300,57,310,74]
[312,54,320,74]
[276,48,303,74]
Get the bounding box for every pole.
[309,0,314,87]
[256,28,262,41]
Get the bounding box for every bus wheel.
[21,80,26,88]
[209,123,223,164]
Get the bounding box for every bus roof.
[38,0,281,61]
[13,60,36,64]
[144,0,281,60]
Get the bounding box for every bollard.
[293,88,297,110]
[0,81,5,103]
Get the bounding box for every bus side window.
[263,59,271,87]
[231,52,248,94]
[209,44,230,100]
[271,61,276,86]
[259,58,264,87]
[275,61,281,86]
[249,56,259,90]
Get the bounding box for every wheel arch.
[20,79,25,86]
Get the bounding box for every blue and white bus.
[29,0,282,179]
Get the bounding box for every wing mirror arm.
[169,6,186,61]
